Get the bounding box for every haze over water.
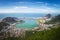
[0,13,58,19]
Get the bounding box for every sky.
[0,0,60,14]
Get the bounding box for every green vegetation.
[2,37,24,40]
[45,14,60,24]
[51,14,60,23]
[2,26,60,40]
[25,27,60,40]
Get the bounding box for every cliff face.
[2,17,18,24]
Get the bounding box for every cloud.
[53,4,60,6]
[16,1,48,6]
[0,2,60,13]
[0,6,60,13]
[14,6,29,9]
[36,2,48,6]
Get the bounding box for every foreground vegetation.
[2,26,60,40]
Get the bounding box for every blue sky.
[0,0,60,13]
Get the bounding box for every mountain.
[45,14,52,18]
[2,17,18,24]
[52,14,60,23]
[45,14,60,24]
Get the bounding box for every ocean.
[16,20,38,29]
[0,13,58,19]
[0,13,59,28]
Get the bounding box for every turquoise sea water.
[0,13,58,19]
[0,13,58,28]
[16,20,38,29]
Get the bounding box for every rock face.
[2,17,18,24]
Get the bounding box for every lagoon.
[16,20,38,29]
